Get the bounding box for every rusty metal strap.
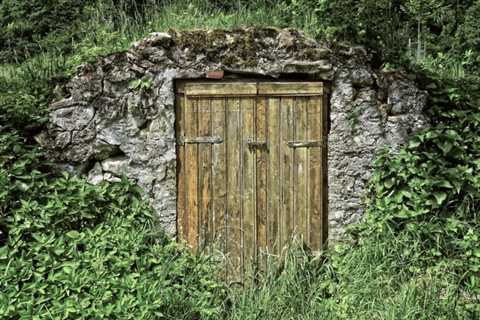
[178,136,223,145]
[287,140,323,148]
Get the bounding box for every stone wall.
[38,28,429,240]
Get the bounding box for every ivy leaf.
[438,141,453,155]
[433,192,447,205]
[66,231,80,239]
[408,138,421,149]
[437,180,453,188]
[0,246,8,260]
[384,177,395,189]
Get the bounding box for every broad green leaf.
[0,246,8,260]
[65,231,80,239]
[433,192,447,205]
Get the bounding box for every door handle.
[245,138,267,150]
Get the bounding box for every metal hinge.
[177,136,223,145]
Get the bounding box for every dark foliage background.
[2,0,480,76]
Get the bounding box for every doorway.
[175,80,328,279]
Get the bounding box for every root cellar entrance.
[175,80,328,279]
[43,28,430,277]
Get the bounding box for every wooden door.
[176,81,327,280]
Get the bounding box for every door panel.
[294,97,309,241]
[211,98,227,256]
[280,97,295,248]
[225,97,242,281]
[197,98,212,251]
[267,97,281,255]
[176,94,187,242]
[176,81,327,279]
[255,96,268,270]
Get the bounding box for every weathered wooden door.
[176,81,327,279]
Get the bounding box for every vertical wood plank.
[197,98,212,252]
[294,97,308,243]
[185,97,199,251]
[176,93,187,242]
[211,97,227,260]
[255,96,268,270]
[307,96,322,251]
[226,97,242,282]
[280,97,294,249]
[242,97,256,275]
[267,97,281,254]
[322,94,329,246]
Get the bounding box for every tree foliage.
[0,0,159,63]
[292,0,480,74]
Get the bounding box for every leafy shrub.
[0,72,53,133]
[369,78,476,255]
[350,75,480,313]
[0,132,225,319]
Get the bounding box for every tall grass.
[1,0,475,87]
[221,235,473,320]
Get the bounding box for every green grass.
[0,0,307,83]
[218,234,476,320]
[0,0,329,85]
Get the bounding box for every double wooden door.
[176,81,327,279]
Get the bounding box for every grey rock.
[101,156,129,176]
[88,162,104,185]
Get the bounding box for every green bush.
[358,75,480,286]
[0,69,54,132]
[0,132,225,319]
